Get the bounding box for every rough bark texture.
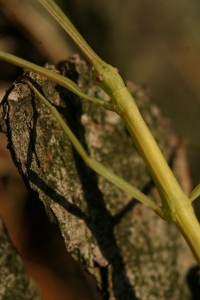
[0,218,41,299]
[0,55,196,299]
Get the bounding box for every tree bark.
[0,55,196,299]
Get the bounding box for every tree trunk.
[0,55,196,299]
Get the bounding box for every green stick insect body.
[0,0,200,263]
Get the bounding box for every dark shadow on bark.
[186,265,200,300]
[59,84,139,299]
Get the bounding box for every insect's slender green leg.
[189,184,200,203]
[37,0,102,65]
[23,78,164,218]
[0,51,107,107]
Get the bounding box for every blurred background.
[0,0,200,215]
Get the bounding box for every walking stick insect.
[0,0,200,264]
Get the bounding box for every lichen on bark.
[0,55,196,299]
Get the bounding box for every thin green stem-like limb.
[0,51,108,107]
[37,0,115,84]
[189,184,200,203]
[23,79,164,218]
[38,0,101,65]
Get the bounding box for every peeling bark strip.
[0,55,195,299]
